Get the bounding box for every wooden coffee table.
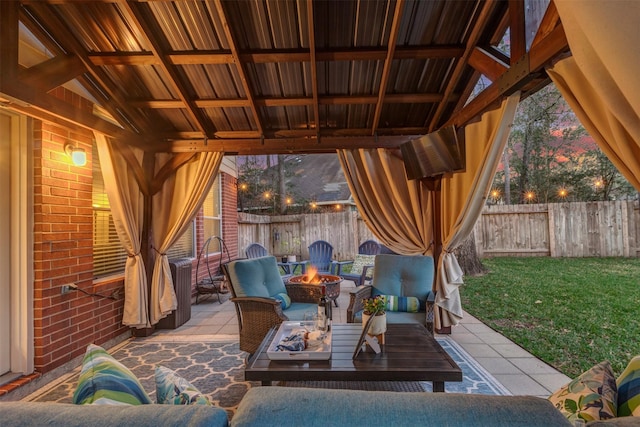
[244,323,462,392]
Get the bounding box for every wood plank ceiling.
[0,0,569,155]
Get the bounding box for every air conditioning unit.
[400,126,465,180]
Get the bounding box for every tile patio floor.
[154,279,571,398]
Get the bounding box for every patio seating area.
[153,277,570,398]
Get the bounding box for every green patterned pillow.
[548,361,617,422]
[273,292,292,309]
[351,254,375,277]
[617,355,640,416]
[381,295,420,313]
[73,344,153,405]
[155,366,211,405]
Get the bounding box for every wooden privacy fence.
[238,201,640,261]
[238,211,376,261]
[473,201,640,258]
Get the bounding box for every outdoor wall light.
[65,143,87,166]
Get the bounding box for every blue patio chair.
[245,243,269,259]
[346,254,436,332]
[222,256,321,354]
[358,239,381,255]
[307,240,334,273]
[334,240,380,286]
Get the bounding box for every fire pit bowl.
[286,273,342,307]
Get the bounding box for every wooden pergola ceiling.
[0,0,569,155]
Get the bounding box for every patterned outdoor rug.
[25,336,509,418]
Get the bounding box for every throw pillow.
[381,295,420,313]
[273,292,292,309]
[351,254,375,277]
[72,344,153,405]
[617,355,640,416]
[155,366,212,405]
[548,360,617,422]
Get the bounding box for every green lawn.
[460,257,640,378]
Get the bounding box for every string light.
[490,188,501,200]
[558,188,568,198]
[524,191,535,202]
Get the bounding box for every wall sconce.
[65,143,87,166]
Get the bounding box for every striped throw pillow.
[155,366,212,405]
[72,344,152,405]
[381,295,420,313]
[617,355,640,416]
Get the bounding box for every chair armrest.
[361,264,374,281]
[332,260,353,275]
[347,285,373,323]
[230,297,288,354]
[285,283,323,303]
[425,291,436,334]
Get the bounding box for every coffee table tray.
[266,321,332,360]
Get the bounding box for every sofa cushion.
[273,292,292,310]
[382,295,420,312]
[617,355,640,416]
[233,387,573,426]
[548,361,617,422]
[155,366,211,405]
[0,402,229,427]
[227,256,286,298]
[73,344,153,405]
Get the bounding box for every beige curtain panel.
[435,93,520,329]
[338,148,434,256]
[95,133,149,328]
[150,152,223,325]
[549,0,640,190]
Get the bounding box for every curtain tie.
[127,251,141,258]
[152,247,167,256]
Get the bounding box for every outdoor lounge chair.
[222,256,322,354]
[333,240,380,286]
[347,254,436,332]
[245,243,269,259]
[307,240,334,273]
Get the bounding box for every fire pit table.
[287,271,342,307]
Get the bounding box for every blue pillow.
[273,292,291,309]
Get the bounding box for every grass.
[460,257,640,379]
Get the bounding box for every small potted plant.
[362,296,387,336]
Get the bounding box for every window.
[92,144,196,277]
[203,176,222,254]
[92,144,127,277]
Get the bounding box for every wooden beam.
[87,45,466,67]
[446,18,569,129]
[0,1,19,86]
[428,0,500,132]
[307,0,320,137]
[371,0,405,135]
[213,0,264,135]
[509,0,527,62]
[163,135,417,155]
[530,1,560,49]
[121,1,218,138]
[20,3,151,135]
[19,54,86,92]
[0,83,135,140]
[110,139,150,196]
[468,47,509,82]
[150,152,196,195]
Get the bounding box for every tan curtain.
[548,0,640,190]
[94,133,148,327]
[150,152,223,324]
[435,93,520,329]
[338,148,434,255]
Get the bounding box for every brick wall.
[32,114,128,373]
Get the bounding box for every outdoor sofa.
[0,389,572,427]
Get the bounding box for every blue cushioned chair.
[222,256,322,354]
[347,254,436,331]
[307,240,334,273]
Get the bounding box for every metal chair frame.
[195,236,230,304]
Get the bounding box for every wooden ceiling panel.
[2,0,570,154]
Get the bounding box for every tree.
[494,83,635,204]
